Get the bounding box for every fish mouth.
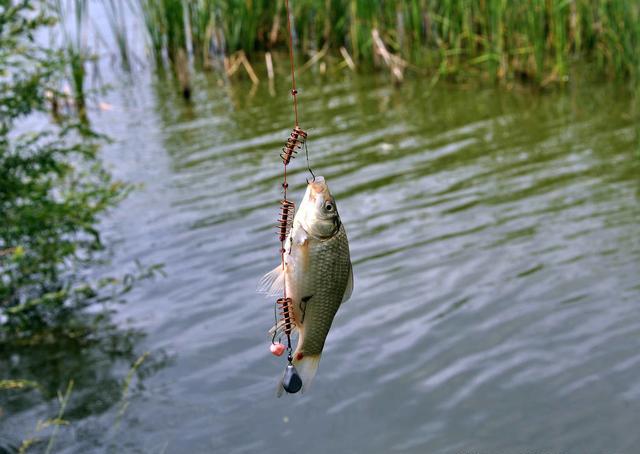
[309,176,327,195]
[308,176,331,204]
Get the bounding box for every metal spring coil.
[280,126,307,165]
[276,297,295,335]
[293,125,307,140]
[277,199,295,242]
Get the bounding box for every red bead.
[270,343,286,356]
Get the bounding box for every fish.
[259,176,353,395]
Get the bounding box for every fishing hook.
[305,140,316,183]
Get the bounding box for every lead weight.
[282,364,302,394]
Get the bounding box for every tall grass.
[103,0,133,71]
[137,0,274,64]
[132,0,640,84]
[51,0,89,121]
[141,0,186,63]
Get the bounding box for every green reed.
[104,0,132,71]
[51,0,89,120]
[136,0,187,64]
[131,0,639,84]
[137,0,271,65]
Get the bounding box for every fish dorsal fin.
[257,265,284,296]
[341,263,353,304]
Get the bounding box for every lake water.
[2,68,640,453]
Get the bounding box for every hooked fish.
[259,176,353,395]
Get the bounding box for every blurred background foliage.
[128,0,640,85]
[1,4,166,450]
[0,1,144,343]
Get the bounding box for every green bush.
[0,1,128,340]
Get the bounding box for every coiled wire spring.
[280,125,307,165]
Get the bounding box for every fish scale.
[296,225,351,356]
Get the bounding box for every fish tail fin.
[296,354,321,393]
[276,354,321,397]
[276,371,286,397]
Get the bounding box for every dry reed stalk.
[226,53,243,76]
[269,0,283,45]
[266,52,275,79]
[339,46,356,71]
[371,29,407,83]
[300,44,329,73]
[239,51,259,84]
[227,51,259,84]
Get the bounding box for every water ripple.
[60,74,640,453]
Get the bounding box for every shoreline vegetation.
[2,3,165,450]
[125,0,640,92]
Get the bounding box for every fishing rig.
[268,0,310,394]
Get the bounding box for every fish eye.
[325,203,333,212]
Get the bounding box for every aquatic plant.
[136,0,187,64]
[131,0,640,85]
[4,336,167,450]
[103,0,133,71]
[0,5,169,450]
[0,1,129,338]
[50,0,91,121]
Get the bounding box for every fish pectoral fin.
[269,319,299,337]
[292,223,308,246]
[341,263,354,304]
[257,265,284,296]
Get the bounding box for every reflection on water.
[0,317,169,452]
[3,69,640,453]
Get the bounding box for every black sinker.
[283,364,303,394]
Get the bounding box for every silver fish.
[260,176,353,395]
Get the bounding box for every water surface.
[3,70,640,453]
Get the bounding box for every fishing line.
[285,0,299,127]
[269,0,311,394]
[284,0,315,182]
